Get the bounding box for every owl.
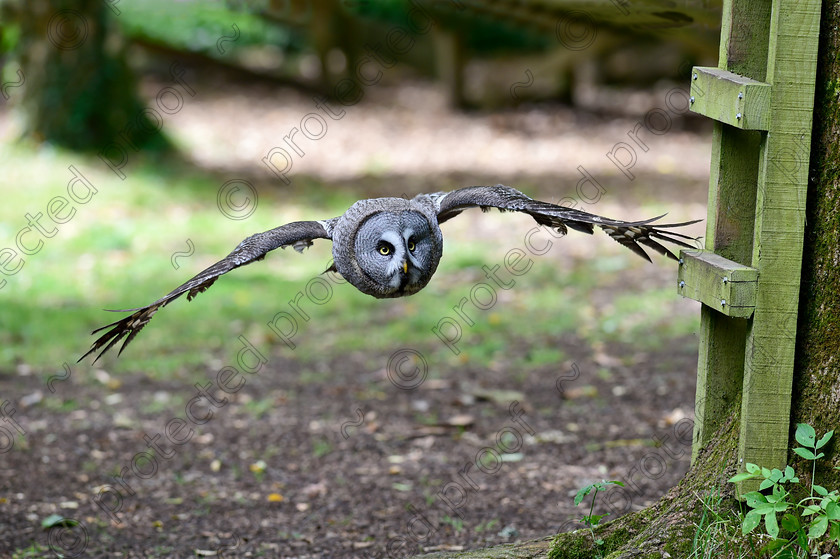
[80,185,698,362]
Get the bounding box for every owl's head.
[332,199,443,299]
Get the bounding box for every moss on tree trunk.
[411,2,840,557]
[790,0,840,497]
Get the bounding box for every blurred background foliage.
[1,0,720,149]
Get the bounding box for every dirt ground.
[1,339,699,558]
[0,68,710,558]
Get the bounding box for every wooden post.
[432,27,466,108]
[738,0,821,485]
[680,0,821,492]
[688,0,771,463]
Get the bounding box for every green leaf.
[760,478,776,491]
[574,485,593,506]
[774,500,789,513]
[41,514,77,529]
[816,430,834,449]
[796,423,817,447]
[588,513,609,525]
[765,511,779,538]
[746,463,761,474]
[753,502,776,515]
[814,484,829,497]
[742,509,762,534]
[745,491,769,508]
[784,466,796,481]
[826,501,840,520]
[793,447,817,461]
[803,504,822,516]
[809,515,829,539]
[781,513,800,532]
[797,527,810,551]
[761,467,773,479]
[729,472,758,483]
[829,520,840,539]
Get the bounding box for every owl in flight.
[80,185,698,362]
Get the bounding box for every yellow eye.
[407,240,416,251]
[379,245,391,255]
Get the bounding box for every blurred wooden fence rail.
[261,0,722,106]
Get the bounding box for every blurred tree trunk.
[4,0,168,151]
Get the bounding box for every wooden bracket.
[690,67,771,131]
[677,250,757,318]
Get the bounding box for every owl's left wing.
[430,185,700,261]
[79,219,336,363]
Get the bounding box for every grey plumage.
[80,184,699,362]
[330,196,442,298]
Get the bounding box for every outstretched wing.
[80,219,336,363]
[430,185,700,261]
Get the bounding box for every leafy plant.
[573,480,624,558]
[441,515,465,533]
[474,518,500,533]
[729,423,840,558]
[689,488,766,559]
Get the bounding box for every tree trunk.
[5,0,168,151]
[415,2,840,558]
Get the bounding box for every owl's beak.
[402,260,408,274]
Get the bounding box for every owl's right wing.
[79,219,337,363]
[429,185,700,262]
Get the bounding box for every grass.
[1,141,357,379]
[1,141,700,389]
[689,489,769,559]
[11,543,51,559]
